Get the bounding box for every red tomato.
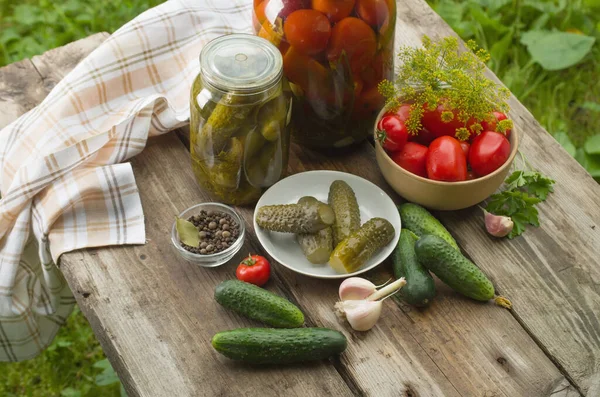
[312,0,355,22]
[459,141,470,158]
[421,103,464,139]
[253,1,268,31]
[355,0,389,27]
[411,127,436,146]
[352,84,384,119]
[426,136,468,181]
[264,0,310,20]
[327,17,377,74]
[284,10,331,56]
[469,131,511,177]
[283,46,330,97]
[395,104,412,122]
[466,171,477,180]
[481,111,511,138]
[236,255,271,286]
[258,19,283,47]
[376,114,408,152]
[359,47,390,89]
[391,142,428,178]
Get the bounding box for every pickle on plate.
[296,197,334,264]
[328,180,361,246]
[256,201,335,233]
[329,218,395,274]
[200,93,256,153]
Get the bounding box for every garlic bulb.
[335,277,406,332]
[338,277,391,301]
[484,210,514,238]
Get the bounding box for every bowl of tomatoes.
[374,104,519,210]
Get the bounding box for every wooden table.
[1,1,599,396]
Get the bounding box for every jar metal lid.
[200,34,283,94]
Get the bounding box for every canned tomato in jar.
[252,0,396,149]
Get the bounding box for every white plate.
[254,170,401,279]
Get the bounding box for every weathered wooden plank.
[394,1,600,394]
[61,135,354,397]
[0,59,46,130]
[29,32,110,91]
[0,32,109,131]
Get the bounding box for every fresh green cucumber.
[214,280,304,328]
[393,229,436,306]
[414,235,494,301]
[256,202,335,233]
[329,218,395,274]
[211,327,347,364]
[328,180,361,246]
[296,197,333,264]
[399,203,459,250]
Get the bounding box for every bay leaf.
[176,217,200,247]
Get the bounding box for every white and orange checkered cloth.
[0,0,252,361]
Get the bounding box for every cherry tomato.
[284,10,331,56]
[391,142,428,178]
[411,127,436,146]
[258,19,283,47]
[263,0,310,20]
[426,136,468,182]
[236,255,271,287]
[312,0,355,22]
[481,111,511,138]
[459,141,470,158]
[359,48,390,89]
[253,1,268,31]
[376,114,408,152]
[421,103,464,139]
[327,17,377,74]
[466,171,477,180]
[355,0,389,27]
[469,131,511,177]
[352,84,384,119]
[283,46,330,97]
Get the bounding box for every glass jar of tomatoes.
[190,34,291,205]
[252,0,396,149]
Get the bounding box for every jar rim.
[199,34,283,95]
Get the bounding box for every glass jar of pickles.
[252,0,396,149]
[190,34,291,205]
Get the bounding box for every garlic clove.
[336,300,382,331]
[484,210,514,238]
[338,277,377,301]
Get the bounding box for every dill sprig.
[378,36,513,140]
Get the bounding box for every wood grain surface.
[1,1,599,396]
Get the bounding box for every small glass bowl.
[171,202,245,267]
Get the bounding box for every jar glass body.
[252,0,396,149]
[189,74,291,205]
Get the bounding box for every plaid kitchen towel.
[0,0,253,361]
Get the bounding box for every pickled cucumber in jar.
[189,35,290,205]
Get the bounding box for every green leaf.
[95,362,120,386]
[584,134,600,155]
[93,358,112,370]
[582,102,600,112]
[175,217,200,247]
[61,388,82,397]
[520,30,596,71]
[467,3,508,33]
[554,132,576,156]
[490,31,513,67]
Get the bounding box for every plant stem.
[367,278,406,301]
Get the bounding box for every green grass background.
[0,0,598,396]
